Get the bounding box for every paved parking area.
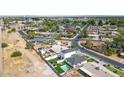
[83,63,117,77]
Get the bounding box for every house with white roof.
[59,49,76,59]
[108,25,118,31]
[39,48,46,55]
[88,34,99,40]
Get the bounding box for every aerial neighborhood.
[1,16,124,77]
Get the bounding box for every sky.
[0,1,124,93]
[0,0,124,15]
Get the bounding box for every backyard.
[48,58,72,74]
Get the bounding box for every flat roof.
[30,37,51,42]
[61,48,76,54]
[80,67,93,76]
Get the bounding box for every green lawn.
[48,58,65,74]
[48,58,58,64]
[106,65,124,77]
[87,58,95,62]
[55,66,65,74]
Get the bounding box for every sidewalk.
[91,62,119,77]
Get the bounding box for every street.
[71,34,124,68]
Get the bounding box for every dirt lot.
[2,31,57,77]
[63,70,84,77]
[0,27,2,76]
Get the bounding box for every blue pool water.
[61,65,72,72]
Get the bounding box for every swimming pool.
[61,65,72,72]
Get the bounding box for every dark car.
[77,35,82,39]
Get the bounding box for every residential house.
[87,25,118,41]
[39,48,46,55]
[65,54,87,68]
[108,25,118,31]
[30,37,53,44]
[100,35,113,41]
[59,48,76,59]
[64,27,76,33]
[88,34,99,40]
[87,26,100,40]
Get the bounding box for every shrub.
[11,51,22,57]
[54,34,61,40]
[82,31,88,38]
[87,58,95,62]
[26,42,34,49]
[2,43,8,48]
[70,45,75,48]
[86,38,93,48]
[108,48,117,55]
[8,28,16,33]
[11,28,16,32]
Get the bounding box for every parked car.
[103,64,107,67]
[95,61,99,63]
[119,52,124,58]
[77,35,82,39]
[95,67,100,70]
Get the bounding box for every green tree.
[105,40,112,49]
[86,38,93,48]
[11,28,16,32]
[26,42,34,49]
[8,28,16,33]
[117,19,124,26]
[27,30,36,39]
[113,29,124,51]
[82,31,88,38]
[108,48,117,55]
[70,45,75,48]
[54,34,61,40]
[98,20,103,26]
[88,20,96,25]
[110,19,118,25]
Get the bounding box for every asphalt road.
[71,35,124,68]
